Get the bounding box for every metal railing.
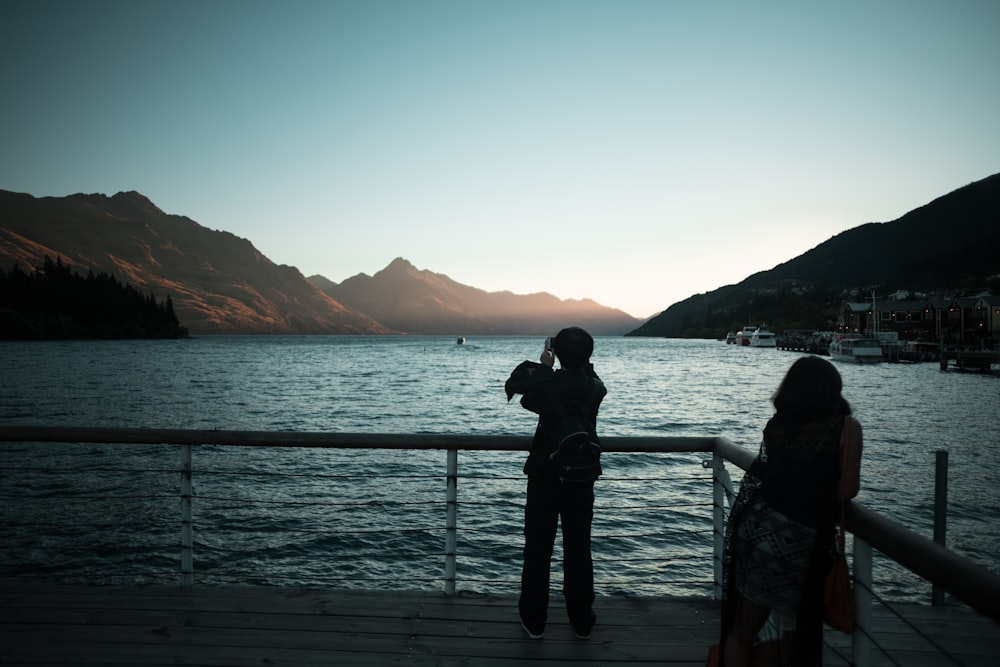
[2,425,999,667]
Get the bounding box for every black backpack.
[546,386,602,484]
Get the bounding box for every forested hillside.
[0,256,188,339]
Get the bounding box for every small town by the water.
[725,292,1000,372]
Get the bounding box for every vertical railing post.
[180,444,193,586]
[852,536,873,667]
[711,451,725,599]
[932,449,949,606]
[444,448,458,595]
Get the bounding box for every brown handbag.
[824,422,856,633]
[824,511,855,633]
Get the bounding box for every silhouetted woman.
[720,355,862,666]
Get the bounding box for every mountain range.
[312,258,640,335]
[2,172,996,338]
[0,190,640,336]
[630,172,1000,337]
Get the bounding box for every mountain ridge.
[314,257,641,336]
[0,190,639,335]
[0,190,390,334]
[3,172,997,338]
[629,172,1000,337]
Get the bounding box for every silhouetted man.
[505,326,606,640]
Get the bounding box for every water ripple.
[1,335,997,600]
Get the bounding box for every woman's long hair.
[771,355,851,422]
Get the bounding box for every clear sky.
[2,1,997,319]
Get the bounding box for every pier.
[776,333,1000,369]
[3,579,998,665]
[2,427,999,666]
[939,344,1000,371]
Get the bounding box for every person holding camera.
[504,327,607,640]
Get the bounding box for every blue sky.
[2,1,998,319]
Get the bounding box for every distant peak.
[111,190,164,216]
[69,190,165,218]
[111,190,161,210]
[113,190,150,201]
[379,257,420,277]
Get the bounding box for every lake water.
[1,336,997,601]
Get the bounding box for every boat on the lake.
[749,324,777,348]
[828,336,883,363]
[900,339,941,362]
[735,324,756,346]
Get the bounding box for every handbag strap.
[835,418,849,553]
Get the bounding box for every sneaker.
[572,611,595,639]
[520,621,545,639]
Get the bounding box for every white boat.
[749,324,777,348]
[900,339,940,362]
[725,331,736,344]
[735,325,756,346]
[829,336,883,363]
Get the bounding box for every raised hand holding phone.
[540,337,555,367]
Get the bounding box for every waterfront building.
[838,295,998,344]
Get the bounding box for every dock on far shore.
[776,331,1000,371]
[939,345,1000,371]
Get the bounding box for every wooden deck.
[1,580,998,666]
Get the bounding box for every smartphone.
[545,337,553,350]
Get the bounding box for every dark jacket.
[505,361,607,480]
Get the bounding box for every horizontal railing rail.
[2,425,999,666]
[0,425,718,453]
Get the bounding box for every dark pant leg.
[560,481,595,629]
[519,476,559,628]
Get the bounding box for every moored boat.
[829,336,882,363]
[900,339,941,362]
[749,323,777,348]
[735,324,756,346]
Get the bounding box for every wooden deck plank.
[1,580,997,666]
